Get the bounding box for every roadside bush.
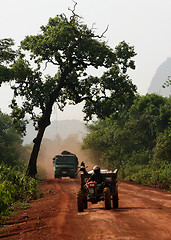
[0,164,42,218]
[119,162,171,190]
[149,163,171,189]
[119,164,144,180]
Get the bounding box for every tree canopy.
[9,6,137,177]
[0,38,16,85]
[83,94,171,168]
[0,110,27,168]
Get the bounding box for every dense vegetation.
[0,164,42,220]
[83,94,171,190]
[0,110,41,220]
[0,110,31,168]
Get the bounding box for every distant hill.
[24,119,87,144]
[148,58,171,97]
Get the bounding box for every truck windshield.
[54,155,77,165]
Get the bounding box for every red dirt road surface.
[0,179,171,240]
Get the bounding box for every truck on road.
[53,151,78,178]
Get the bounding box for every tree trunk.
[26,125,46,177]
[26,72,68,177]
[26,105,53,177]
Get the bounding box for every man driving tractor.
[88,166,104,193]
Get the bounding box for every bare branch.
[49,59,59,66]
[91,23,97,31]
[93,25,109,39]
[43,61,48,71]
[68,1,81,21]
[69,0,77,13]
[67,12,109,40]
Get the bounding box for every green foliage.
[0,39,15,63]
[0,110,23,167]
[0,38,16,85]
[163,76,171,89]
[128,94,169,137]
[0,110,31,168]
[0,110,40,216]
[10,8,137,130]
[0,164,42,219]
[153,126,171,163]
[83,94,171,190]
[120,162,171,190]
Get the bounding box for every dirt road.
[0,179,171,240]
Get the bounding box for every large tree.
[10,5,137,177]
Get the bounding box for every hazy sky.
[1,0,171,121]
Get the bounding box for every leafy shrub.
[0,164,42,218]
[119,162,171,190]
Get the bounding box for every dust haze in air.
[37,133,96,179]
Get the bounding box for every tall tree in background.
[0,109,26,168]
[83,94,171,169]
[10,4,137,177]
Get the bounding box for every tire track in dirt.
[48,179,72,236]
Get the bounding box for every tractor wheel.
[83,196,88,209]
[104,187,111,210]
[113,193,119,208]
[77,190,84,212]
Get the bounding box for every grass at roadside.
[118,162,171,191]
